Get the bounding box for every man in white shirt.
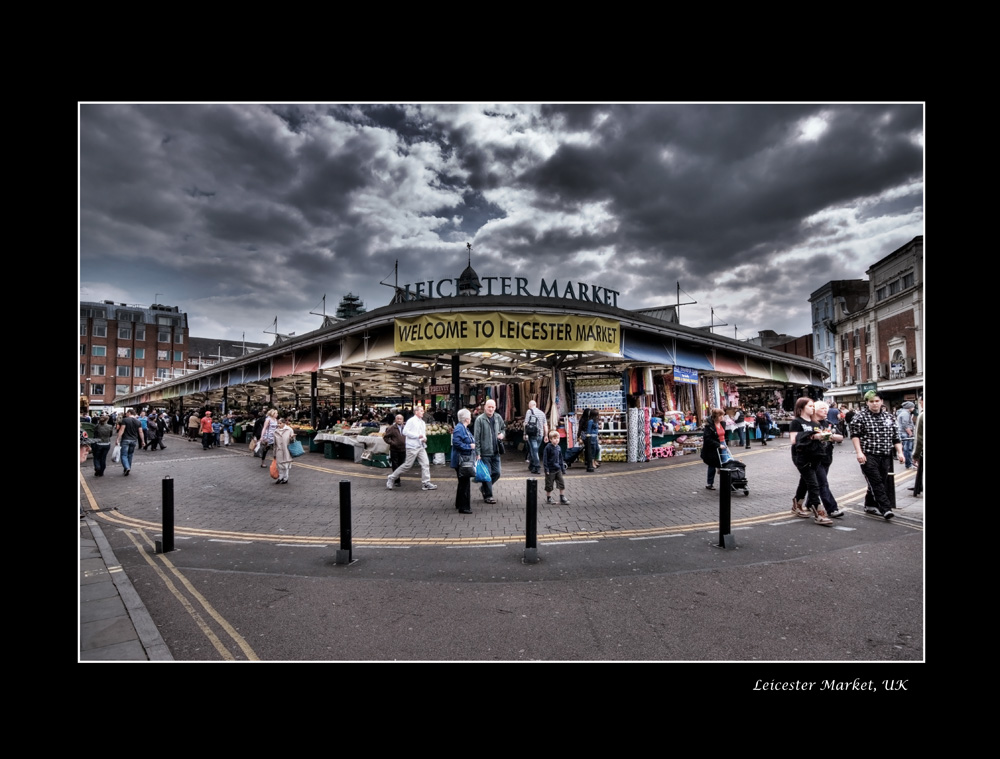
[386,405,437,491]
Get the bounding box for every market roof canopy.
[674,345,714,372]
[712,351,746,376]
[622,330,674,364]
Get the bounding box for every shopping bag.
[474,458,491,483]
[111,444,122,463]
[459,454,477,478]
[248,437,257,452]
[288,440,305,457]
[269,459,279,479]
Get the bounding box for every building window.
[118,326,132,340]
[173,351,183,362]
[117,347,131,358]
[843,362,851,382]
[81,363,86,376]
[175,333,183,344]
[116,385,131,396]
[135,327,146,341]
[876,286,887,302]
[80,323,87,336]
[889,280,900,295]
[903,273,914,289]
[864,325,871,344]
[158,331,170,343]
[80,307,106,319]
[158,350,168,360]
[866,356,872,381]
[81,344,86,355]
[852,329,859,349]
[93,324,107,338]
[91,365,106,376]
[116,366,131,377]
[135,348,145,359]
[157,368,170,379]
[92,346,106,357]
[91,383,105,396]
[855,358,861,381]
[134,366,145,378]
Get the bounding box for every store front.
[119,278,828,466]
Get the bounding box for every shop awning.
[786,366,811,385]
[319,341,342,370]
[343,331,396,365]
[272,353,296,379]
[622,330,674,364]
[294,347,320,374]
[712,351,746,376]
[769,364,789,383]
[744,357,773,380]
[674,345,714,372]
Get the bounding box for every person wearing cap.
[896,401,916,469]
[850,390,905,521]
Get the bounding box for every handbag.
[111,444,122,463]
[458,453,477,478]
[497,441,505,455]
[248,437,258,452]
[269,459,279,479]
[474,457,491,483]
[288,440,305,457]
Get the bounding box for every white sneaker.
[422,482,437,490]
[386,476,394,490]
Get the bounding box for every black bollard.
[159,476,174,553]
[335,479,352,564]
[717,468,736,549]
[524,478,539,563]
[887,457,896,509]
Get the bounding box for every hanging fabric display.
[628,407,643,462]
[643,407,652,461]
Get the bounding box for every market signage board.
[394,311,621,353]
[674,366,699,384]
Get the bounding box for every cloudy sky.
[79,103,923,344]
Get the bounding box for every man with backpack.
[524,400,547,475]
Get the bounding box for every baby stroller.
[718,449,750,496]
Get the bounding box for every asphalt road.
[80,433,925,670]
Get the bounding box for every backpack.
[525,413,539,438]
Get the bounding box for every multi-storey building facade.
[809,280,870,388]
[80,301,189,408]
[822,235,923,404]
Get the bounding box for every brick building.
[821,235,923,405]
[80,301,189,409]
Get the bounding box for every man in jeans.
[115,408,145,476]
[474,399,506,504]
[524,400,547,475]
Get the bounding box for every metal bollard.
[524,478,539,563]
[158,476,174,554]
[335,479,353,564]
[717,468,736,549]
[887,457,896,509]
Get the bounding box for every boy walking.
[542,430,570,505]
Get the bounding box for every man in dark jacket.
[383,413,407,487]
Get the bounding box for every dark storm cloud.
[513,104,923,280]
[81,103,923,342]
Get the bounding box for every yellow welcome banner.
[394,311,621,353]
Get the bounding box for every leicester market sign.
[394,311,621,353]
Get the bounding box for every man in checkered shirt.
[850,390,905,520]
